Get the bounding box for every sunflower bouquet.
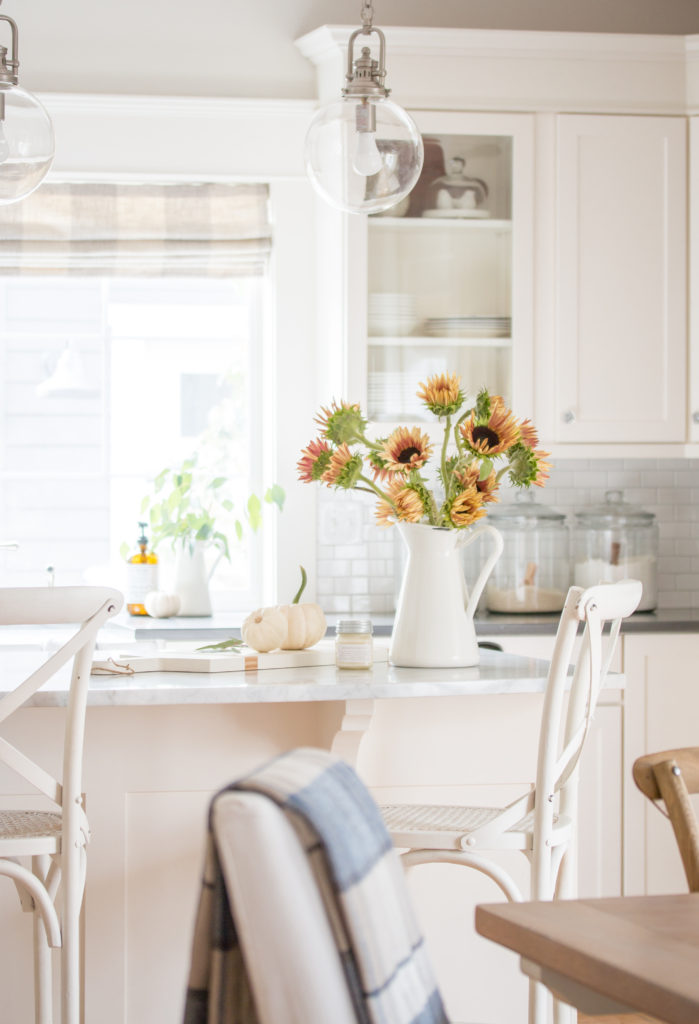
[297,372,550,529]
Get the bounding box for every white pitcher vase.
[389,520,504,668]
[173,541,224,617]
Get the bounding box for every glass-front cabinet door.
[342,111,535,428]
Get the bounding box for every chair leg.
[32,855,54,1024]
[529,976,551,1024]
[60,849,85,1024]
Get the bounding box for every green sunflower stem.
[357,474,392,503]
[440,414,452,499]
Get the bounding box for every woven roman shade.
[0,182,271,275]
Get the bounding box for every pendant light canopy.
[304,2,424,215]
[0,2,54,205]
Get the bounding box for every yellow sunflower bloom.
[381,426,433,474]
[417,372,464,416]
[375,480,425,527]
[448,487,487,528]
[460,400,521,456]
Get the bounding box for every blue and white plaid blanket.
[183,747,449,1024]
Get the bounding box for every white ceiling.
[13,0,699,100]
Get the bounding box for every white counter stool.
[0,587,122,1024]
[380,579,642,1024]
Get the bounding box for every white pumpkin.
[279,602,326,650]
[279,565,327,650]
[241,606,288,653]
[144,591,181,618]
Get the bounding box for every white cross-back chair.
[380,579,642,1024]
[0,586,122,1024]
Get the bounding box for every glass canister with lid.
[572,490,658,612]
[484,493,570,613]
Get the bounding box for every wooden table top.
[475,893,699,1024]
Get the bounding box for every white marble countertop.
[4,647,568,708]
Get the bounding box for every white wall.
[15,0,699,100]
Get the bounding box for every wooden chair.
[633,747,699,893]
[379,579,642,1024]
[0,586,123,1024]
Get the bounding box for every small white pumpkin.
[279,566,327,651]
[144,590,181,619]
[241,606,288,653]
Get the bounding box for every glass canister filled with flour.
[484,493,570,613]
[572,490,657,612]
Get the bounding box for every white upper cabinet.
[299,28,696,452]
[357,110,535,426]
[547,114,687,444]
[689,117,699,443]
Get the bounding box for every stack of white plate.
[425,315,511,339]
[368,292,418,337]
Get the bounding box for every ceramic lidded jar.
[572,490,658,612]
[484,493,570,613]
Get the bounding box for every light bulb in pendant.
[353,129,383,176]
[0,120,9,164]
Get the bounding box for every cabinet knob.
[562,409,576,424]
[693,411,699,424]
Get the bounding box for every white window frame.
[36,93,319,605]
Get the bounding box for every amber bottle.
[126,521,158,616]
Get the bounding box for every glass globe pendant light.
[0,3,54,205]
[304,1,424,215]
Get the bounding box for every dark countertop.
[113,607,699,641]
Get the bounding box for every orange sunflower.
[297,438,333,483]
[448,487,487,528]
[417,372,465,416]
[375,479,425,527]
[518,418,539,449]
[460,397,520,456]
[314,400,366,444]
[380,426,433,474]
[321,444,363,489]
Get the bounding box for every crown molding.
[296,26,694,115]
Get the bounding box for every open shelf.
[368,336,512,348]
[369,216,512,232]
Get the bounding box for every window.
[0,182,273,611]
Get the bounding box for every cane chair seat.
[0,810,63,842]
[381,803,565,852]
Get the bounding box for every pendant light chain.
[360,1,374,32]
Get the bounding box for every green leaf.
[140,495,149,514]
[222,499,234,512]
[234,520,243,541]
[479,458,494,481]
[209,477,227,490]
[119,542,130,560]
[264,484,286,510]
[196,637,243,652]
[154,468,170,492]
[247,493,262,530]
[213,531,231,561]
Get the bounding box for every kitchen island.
[0,643,594,1024]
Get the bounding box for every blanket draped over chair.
[183,747,449,1024]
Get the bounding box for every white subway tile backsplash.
[316,459,699,615]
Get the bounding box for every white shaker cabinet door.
[622,632,699,898]
[689,117,699,442]
[552,115,686,443]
